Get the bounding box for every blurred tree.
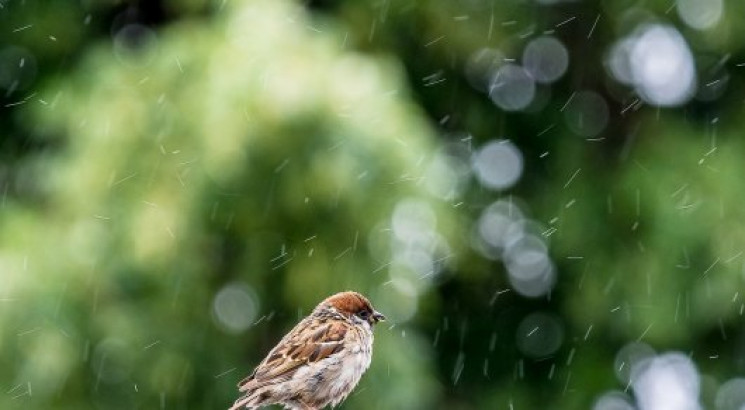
[2,0,745,409]
[1,1,458,408]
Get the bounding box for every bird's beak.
[372,311,386,323]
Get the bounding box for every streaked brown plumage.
[230,291,385,410]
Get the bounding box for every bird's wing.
[238,317,348,392]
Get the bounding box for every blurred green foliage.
[1,0,745,409]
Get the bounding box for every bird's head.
[320,291,386,326]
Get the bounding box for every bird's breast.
[324,329,373,406]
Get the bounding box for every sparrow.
[230,291,386,410]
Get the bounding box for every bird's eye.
[357,310,370,319]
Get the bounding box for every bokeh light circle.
[564,91,610,137]
[629,25,696,106]
[592,391,636,410]
[489,64,536,111]
[424,150,470,200]
[392,198,437,245]
[715,378,745,410]
[374,283,418,323]
[614,341,656,384]
[505,235,550,281]
[91,338,133,384]
[605,39,635,86]
[507,261,556,298]
[523,36,569,84]
[465,48,504,92]
[515,312,564,358]
[631,352,701,410]
[677,0,723,31]
[472,140,524,191]
[478,200,524,251]
[212,282,259,334]
[0,46,38,91]
[113,24,159,67]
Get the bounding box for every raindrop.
[489,64,536,111]
[212,283,259,334]
[472,140,524,191]
[697,57,729,102]
[523,36,569,84]
[697,71,728,102]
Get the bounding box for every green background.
[1,0,744,408]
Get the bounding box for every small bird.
[230,291,386,410]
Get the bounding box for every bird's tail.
[229,385,273,410]
[228,394,254,410]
